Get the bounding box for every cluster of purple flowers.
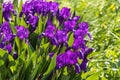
[0,21,29,58]
[0,0,93,73]
[0,2,29,59]
[20,0,59,32]
[0,22,14,53]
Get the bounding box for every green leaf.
[68,33,74,46]
[87,52,98,59]
[29,61,41,80]
[15,37,20,53]
[42,16,48,32]
[13,0,18,9]
[10,65,23,80]
[10,22,17,34]
[53,16,59,28]
[18,0,23,13]
[0,60,4,66]
[40,42,49,49]
[0,49,6,57]
[86,71,101,80]
[35,15,43,34]
[0,3,2,24]
[63,67,68,75]
[60,75,70,80]
[0,73,2,80]
[101,77,107,80]
[21,16,28,28]
[43,53,57,77]
[0,0,3,3]
[8,54,14,61]
[20,55,33,80]
[81,71,93,79]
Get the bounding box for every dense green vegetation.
[0,0,120,80]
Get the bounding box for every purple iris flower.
[72,38,86,50]
[49,2,59,15]
[65,50,78,65]
[57,7,70,24]
[76,48,93,72]
[64,20,76,32]
[56,50,78,69]
[60,7,71,19]
[41,2,50,16]
[33,2,43,14]
[28,15,38,27]
[16,26,29,40]
[0,22,14,42]
[74,29,87,39]
[22,2,33,15]
[2,2,16,21]
[56,53,66,69]
[78,22,89,33]
[44,21,56,38]
[54,30,68,44]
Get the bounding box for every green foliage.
[0,3,2,24]
[0,0,120,80]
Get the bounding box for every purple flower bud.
[60,7,71,19]
[13,52,18,59]
[75,63,81,73]
[5,44,12,53]
[80,59,88,72]
[0,42,5,48]
[16,26,29,40]
[73,16,80,22]
[49,52,54,58]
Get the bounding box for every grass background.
[56,0,120,79]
